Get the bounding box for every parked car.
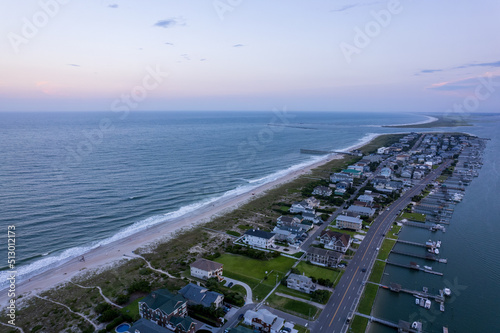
[228,282,233,287]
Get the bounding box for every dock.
[373,282,445,302]
[354,312,422,333]
[396,239,429,248]
[391,249,447,263]
[401,221,446,232]
[385,260,444,276]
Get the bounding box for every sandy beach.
[0,135,380,308]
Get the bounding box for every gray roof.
[307,247,341,259]
[178,283,223,308]
[347,205,375,215]
[190,258,223,272]
[128,318,171,333]
[336,215,363,224]
[287,273,312,283]
[244,229,275,239]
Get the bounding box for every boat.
[440,303,445,312]
[415,297,420,305]
[424,266,432,270]
[425,299,431,309]
[444,288,451,296]
[434,248,440,255]
[412,321,418,329]
[436,240,442,248]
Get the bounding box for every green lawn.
[376,238,396,261]
[215,253,297,301]
[266,293,321,320]
[274,285,332,305]
[357,283,378,315]
[294,324,311,333]
[399,212,426,222]
[120,297,143,321]
[296,262,344,287]
[326,226,360,237]
[368,261,386,283]
[348,315,369,333]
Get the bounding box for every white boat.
[425,299,431,309]
[444,288,451,296]
[412,321,419,329]
[440,303,445,312]
[436,240,442,248]
[434,248,440,254]
[424,266,432,270]
[415,297,420,305]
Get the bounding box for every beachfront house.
[243,308,284,333]
[306,196,321,207]
[319,230,352,253]
[243,229,276,249]
[276,215,302,226]
[346,205,376,217]
[178,283,224,308]
[190,258,223,282]
[330,172,353,184]
[306,247,342,267]
[286,273,316,294]
[336,215,363,231]
[312,186,332,197]
[138,289,196,333]
[290,200,314,214]
[128,318,172,333]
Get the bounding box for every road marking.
[329,266,359,326]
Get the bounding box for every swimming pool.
[115,323,131,333]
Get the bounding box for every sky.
[1,0,499,113]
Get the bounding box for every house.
[178,283,224,308]
[302,212,320,224]
[277,215,302,226]
[139,289,195,333]
[290,201,314,214]
[341,169,362,178]
[346,205,376,217]
[347,164,364,172]
[380,167,392,178]
[319,230,351,253]
[306,247,342,267]
[243,229,276,249]
[305,196,321,207]
[336,215,363,231]
[272,228,297,244]
[312,186,332,197]
[357,194,374,204]
[190,259,223,282]
[243,309,284,333]
[127,318,172,333]
[286,273,316,294]
[330,172,353,184]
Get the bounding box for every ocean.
[1,111,498,330]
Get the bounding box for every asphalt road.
[313,159,452,333]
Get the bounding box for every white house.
[243,309,284,333]
[357,194,374,204]
[346,205,376,217]
[336,215,363,231]
[290,201,314,214]
[286,273,316,294]
[190,259,224,282]
[312,186,332,197]
[243,229,276,249]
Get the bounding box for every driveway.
[223,276,253,305]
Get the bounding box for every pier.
[373,282,445,303]
[396,239,429,248]
[385,260,444,276]
[354,312,422,333]
[391,249,447,263]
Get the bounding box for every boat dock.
[354,312,422,333]
[375,282,446,302]
[391,249,447,263]
[401,221,446,232]
[385,260,444,276]
[396,239,429,248]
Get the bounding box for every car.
[238,313,244,320]
[361,268,367,272]
[224,329,230,333]
[376,247,380,251]
[228,282,234,287]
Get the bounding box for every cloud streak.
[427,72,500,91]
[154,18,185,29]
[419,60,500,74]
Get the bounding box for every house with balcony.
[243,229,276,249]
[286,273,316,294]
[190,259,223,282]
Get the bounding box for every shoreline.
[384,115,439,127]
[0,133,382,308]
